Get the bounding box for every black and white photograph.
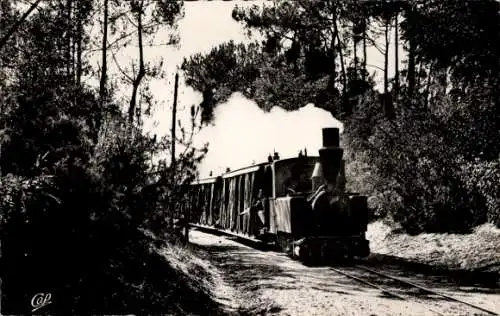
[0,0,499,315]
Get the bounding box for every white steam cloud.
[194,92,343,178]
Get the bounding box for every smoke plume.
[194,92,343,178]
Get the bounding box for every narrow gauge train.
[187,128,370,262]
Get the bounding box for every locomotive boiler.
[187,128,370,262]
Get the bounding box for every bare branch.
[365,36,386,54]
[0,0,43,51]
[366,63,385,72]
[111,49,134,82]
[85,21,159,53]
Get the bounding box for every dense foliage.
[182,0,499,233]
[0,0,216,314]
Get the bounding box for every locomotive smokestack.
[322,128,340,147]
[318,128,343,187]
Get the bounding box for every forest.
[0,0,214,314]
[182,0,500,234]
[0,0,498,314]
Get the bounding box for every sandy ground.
[367,221,500,273]
[189,229,500,316]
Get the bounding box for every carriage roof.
[192,156,319,185]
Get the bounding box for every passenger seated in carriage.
[239,189,266,235]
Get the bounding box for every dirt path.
[190,229,500,316]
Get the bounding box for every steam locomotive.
[187,128,370,262]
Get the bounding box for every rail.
[329,266,446,316]
[189,223,264,245]
[192,225,499,316]
[356,265,499,316]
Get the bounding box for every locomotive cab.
[268,128,370,262]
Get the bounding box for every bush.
[460,157,500,227]
[344,92,496,234]
[0,108,206,314]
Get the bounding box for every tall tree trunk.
[95,0,109,140]
[406,6,416,98]
[353,23,358,77]
[66,0,73,81]
[333,21,347,94]
[99,0,108,106]
[337,39,347,96]
[334,22,348,114]
[384,19,389,95]
[71,5,77,83]
[362,18,367,82]
[425,63,434,108]
[408,39,416,97]
[93,0,109,142]
[128,1,146,126]
[416,58,424,88]
[327,4,337,97]
[76,4,83,86]
[394,12,399,98]
[327,29,337,96]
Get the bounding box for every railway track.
[191,226,498,315]
[330,265,498,316]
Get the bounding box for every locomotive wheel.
[276,233,293,254]
[344,253,354,265]
[299,245,316,266]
